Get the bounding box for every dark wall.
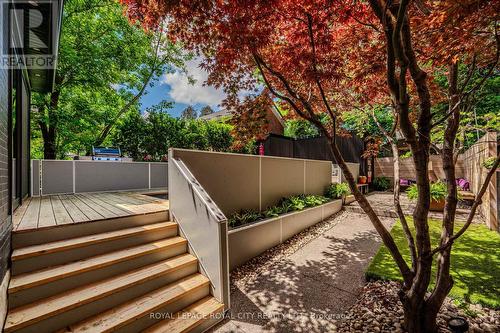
[262,134,368,175]
[0,3,11,282]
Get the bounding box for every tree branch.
[371,108,417,271]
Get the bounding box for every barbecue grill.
[92,147,122,161]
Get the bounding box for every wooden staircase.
[4,211,224,333]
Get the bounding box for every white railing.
[168,153,230,309]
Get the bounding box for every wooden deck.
[13,192,169,232]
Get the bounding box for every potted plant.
[407,181,447,211]
[358,176,367,184]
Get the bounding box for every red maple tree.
[120,1,499,332]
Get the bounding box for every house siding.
[0,0,12,284]
[0,2,12,328]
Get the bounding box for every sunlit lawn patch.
[366,218,500,309]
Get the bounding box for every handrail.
[168,153,230,309]
[171,158,227,223]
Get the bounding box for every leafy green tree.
[284,119,319,139]
[431,65,500,151]
[181,106,198,119]
[31,0,186,159]
[113,105,234,160]
[284,113,330,139]
[341,106,394,140]
[111,110,147,161]
[205,121,233,151]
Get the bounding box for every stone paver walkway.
[211,212,394,333]
[345,192,483,224]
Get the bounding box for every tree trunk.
[326,136,414,284]
[401,298,439,333]
[40,119,57,159]
[42,136,57,159]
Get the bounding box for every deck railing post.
[39,160,43,196]
[148,163,151,189]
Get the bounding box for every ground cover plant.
[228,194,330,228]
[367,218,500,309]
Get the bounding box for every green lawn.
[366,218,500,309]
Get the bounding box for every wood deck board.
[37,197,56,228]
[68,195,105,221]
[13,192,169,232]
[17,198,40,231]
[79,193,132,217]
[93,193,141,214]
[13,197,32,230]
[120,193,169,212]
[51,196,75,225]
[59,195,90,223]
[100,193,153,214]
[74,194,118,219]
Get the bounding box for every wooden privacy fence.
[374,132,498,231]
[31,160,168,196]
[375,155,465,183]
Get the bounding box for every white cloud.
[161,58,226,107]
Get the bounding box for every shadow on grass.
[366,218,500,309]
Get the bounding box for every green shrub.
[304,195,329,207]
[401,151,412,159]
[373,176,391,191]
[483,157,498,169]
[407,181,447,202]
[228,209,262,227]
[325,183,338,199]
[264,205,283,218]
[279,199,294,214]
[286,196,307,211]
[229,193,331,228]
[325,183,351,199]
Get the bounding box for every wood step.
[143,297,224,333]
[64,274,210,333]
[12,221,177,261]
[4,254,198,333]
[9,237,187,294]
[12,210,169,249]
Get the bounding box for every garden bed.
[227,199,342,270]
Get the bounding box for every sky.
[139,59,226,117]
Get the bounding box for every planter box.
[429,199,445,211]
[227,199,342,270]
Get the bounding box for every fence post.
[148,163,151,189]
[72,160,76,194]
[39,160,43,196]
